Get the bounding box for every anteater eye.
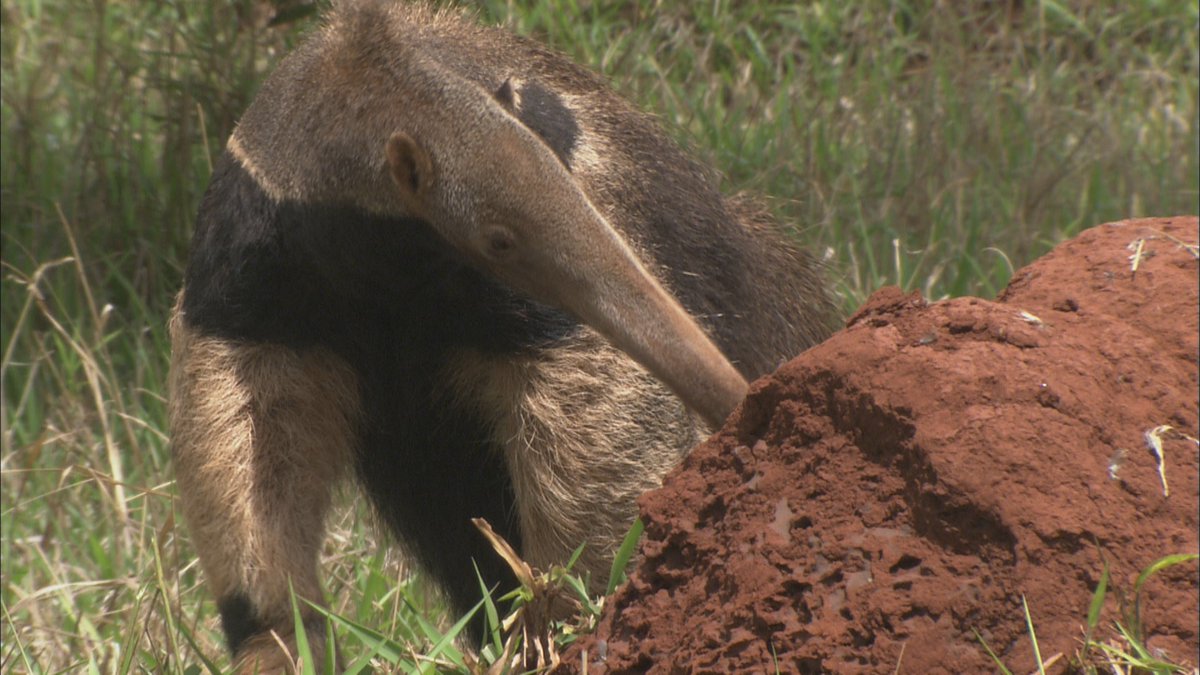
[484,226,516,258]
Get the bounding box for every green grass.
[2,0,1197,672]
[974,555,1200,675]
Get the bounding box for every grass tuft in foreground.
[975,554,1199,675]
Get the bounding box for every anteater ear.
[385,131,434,209]
[494,78,517,111]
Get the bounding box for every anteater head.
[230,2,748,428]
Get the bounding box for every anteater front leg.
[168,308,360,673]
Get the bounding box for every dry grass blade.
[1140,228,1200,259]
[473,518,534,589]
[1143,425,1181,498]
[473,517,581,671]
[1127,237,1147,276]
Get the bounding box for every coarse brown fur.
[168,299,360,670]
[170,1,839,671]
[234,0,750,426]
[443,329,702,578]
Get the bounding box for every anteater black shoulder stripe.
[182,149,579,354]
[181,150,294,342]
[513,80,580,167]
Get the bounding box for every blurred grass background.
[2,0,1197,671]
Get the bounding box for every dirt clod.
[561,217,1199,674]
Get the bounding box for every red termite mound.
[562,217,1199,674]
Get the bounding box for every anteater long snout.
[385,117,749,429]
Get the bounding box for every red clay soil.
[561,217,1200,674]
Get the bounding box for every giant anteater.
[169,1,838,670]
